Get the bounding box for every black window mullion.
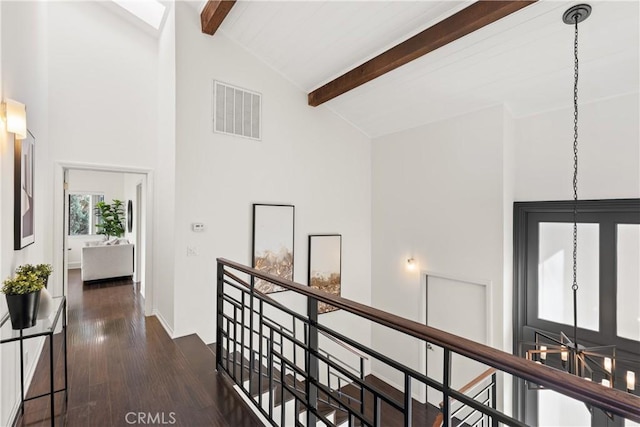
[599,218,617,340]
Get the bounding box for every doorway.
[419,272,492,406]
[54,163,153,315]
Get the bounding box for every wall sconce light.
[2,99,27,140]
[406,258,416,271]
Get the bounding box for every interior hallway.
[16,269,261,426]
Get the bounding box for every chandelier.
[524,4,636,395]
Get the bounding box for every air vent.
[213,80,261,140]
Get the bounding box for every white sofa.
[81,242,134,282]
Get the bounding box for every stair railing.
[433,368,497,427]
[216,258,640,426]
[317,329,367,414]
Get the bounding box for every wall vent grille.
[213,80,261,140]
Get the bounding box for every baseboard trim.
[153,310,174,339]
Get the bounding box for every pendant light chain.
[572,15,580,347]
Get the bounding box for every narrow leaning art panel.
[14,131,35,250]
[252,204,295,293]
[308,234,341,314]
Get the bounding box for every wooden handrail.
[433,368,496,427]
[224,267,368,362]
[217,258,640,423]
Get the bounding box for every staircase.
[216,342,365,427]
[215,346,448,427]
[214,258,640,427]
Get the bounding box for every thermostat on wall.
[192,223,205,232]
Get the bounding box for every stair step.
[219,348,365,425]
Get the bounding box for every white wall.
[172,2,372,346]
[369,92,639,409]
[154,2,176,334]
[501,107,517,414]
[1,2,162,423]
[514,93,640,201]
[66,170,125,268]
[371,105,508,392]
[47,1,158,167]
[45,1,161,318]
[0,2,50,425]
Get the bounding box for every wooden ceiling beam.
[201,0,237,36]
[308,0,537,107]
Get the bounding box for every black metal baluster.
[306,295,319,427]
[269,329,275,420]
[360,357,366,416]
[491,373,498,427]
[233,306,238,381]
[258,299,264,409]
[404,374,412,427]
[443,349,452,427]
[249,278,256,399]
[216,263,224,372]
[241,291,246,386]
[374,395,381,427]
[281,359,286,427]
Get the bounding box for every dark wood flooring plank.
[16,269,262,427]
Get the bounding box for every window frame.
[513,198,640,425]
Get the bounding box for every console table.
[0,296,68,426]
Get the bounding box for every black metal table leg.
[50,333,55,427]
[63,301,68,403]
[20,328,24,415]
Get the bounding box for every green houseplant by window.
[95,199,125,239]
[2,270,45,329]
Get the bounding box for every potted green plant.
[95,199,125,239]
[16,263,53,287]
[2,270,44,329]
[15,263,54,319]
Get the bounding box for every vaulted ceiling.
[199,1,639,138]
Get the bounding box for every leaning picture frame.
[14,131,35,250]
[252,204,295,293]
[308,234,342,314]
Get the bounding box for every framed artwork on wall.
[14,131,35,250]
[252,204,295,293]
[308,234,342,314]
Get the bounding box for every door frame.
[134,182,143,283]
[418,271,493,404]
[54,161,154,316]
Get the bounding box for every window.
[513,199,640,426]
[69,193,104,236]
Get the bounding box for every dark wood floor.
[16,269,262,427]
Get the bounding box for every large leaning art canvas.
[14,131,35,250]
[252,204,295,293]
[308,234,342,314]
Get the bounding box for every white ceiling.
[211,1,638,138]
